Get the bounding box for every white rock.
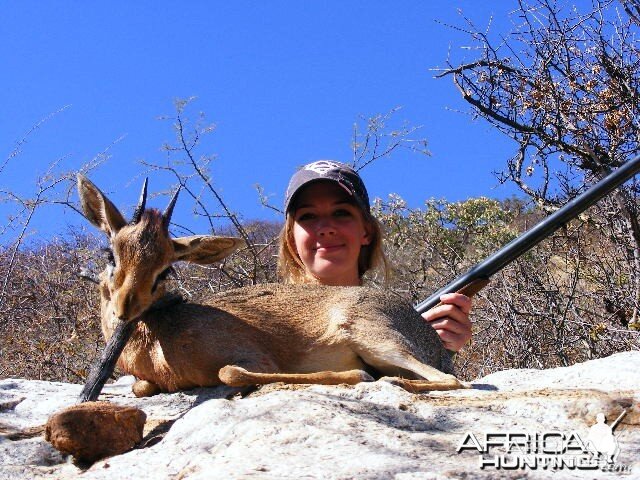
[1,352,638,479]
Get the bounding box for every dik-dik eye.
[101,248,116,278]
[152,266,175,293]
[101,248,115,265]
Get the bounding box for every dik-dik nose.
[114,291,139,321]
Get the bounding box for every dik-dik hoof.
[132,379,161,397]
[358,371,375,382]
[219,365,249,387]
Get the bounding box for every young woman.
[278,160,472,352]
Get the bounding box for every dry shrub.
[377,194,640,381]
[0,234,103,382]
[1,195,638,384]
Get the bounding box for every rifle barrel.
[415,155,640,314]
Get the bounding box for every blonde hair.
[277,206,389,285]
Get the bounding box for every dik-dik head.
[77,175,243,322]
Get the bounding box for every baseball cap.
[284,160,371,214]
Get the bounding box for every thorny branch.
[351,107,431,171]
[435,0,640,327]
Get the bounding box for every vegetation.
[1,190,638,383]
[436,0,640,328]
[1,0,639,383]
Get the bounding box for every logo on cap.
[303,160,344,175]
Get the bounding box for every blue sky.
[1,2,521,239]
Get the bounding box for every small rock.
[44,401,146,463]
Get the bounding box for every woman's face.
[291,181,372,286]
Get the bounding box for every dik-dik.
[77,174,466,398]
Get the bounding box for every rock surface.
[1,352,638,479]
[45,401,146,463]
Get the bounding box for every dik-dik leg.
[364,350,467,391]
[347,336,468,391]
[218,365,373,387]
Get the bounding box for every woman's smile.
[315,243,345,252]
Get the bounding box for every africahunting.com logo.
[457,409,631,473]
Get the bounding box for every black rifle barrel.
[415,154,640,314]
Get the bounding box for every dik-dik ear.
[77,174,127,237]
[172,236,245,264]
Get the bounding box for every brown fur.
[78,175,466,396]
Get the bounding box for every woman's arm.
[421,293,472,352]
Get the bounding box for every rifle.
[415,155,640,314]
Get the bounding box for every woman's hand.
[421,293,472,352]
